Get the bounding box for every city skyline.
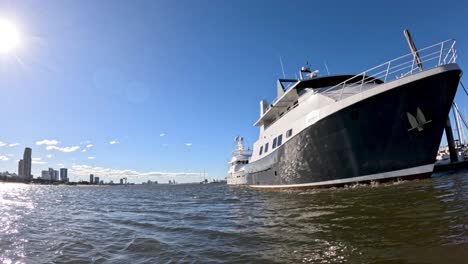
[0,1,467,183]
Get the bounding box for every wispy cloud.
[160,133,166,137]
[46,146,80,153]
[32,158,46,165]
[185,143,192,146]
[88,156,95,160]
[36,139,59,146]
[0,142,21,147]
[109,140,119,145]
[46,154,53,158]
[86,144,94,148]
[0,155,9,161]
[57,163,64,167]
[82,149,87,153]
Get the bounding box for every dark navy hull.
[245,67,462,189]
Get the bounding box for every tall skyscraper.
[54,170,59,181]
[90,174,94,184]
[94,177,100,184]
[60,168,68,181]
[18,159,24,178]
[23,148,32,179]
[48,168,54,180]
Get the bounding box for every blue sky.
[0,0,467,183]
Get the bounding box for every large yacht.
[227,136,252,185]
[233,38,462,189]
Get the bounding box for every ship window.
[265,143,269,153]
[259,146,263,155]
[277,134,283,146]
[272,138,277,149]
[286,129,293,138]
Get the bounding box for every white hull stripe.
[250,164,434,189]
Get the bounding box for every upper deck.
[254,75,383,127]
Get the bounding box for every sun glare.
[0,19,21,54]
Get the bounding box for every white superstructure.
[227,136,251,185]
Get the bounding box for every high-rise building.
[60,168,68,181]
[94,177,100,184]
[89,174,94,184]
[23,148,32,179]
[41,170,50,180]
[120,178,123,184]
[54,170,59,181]
[48,168,54,181]
[18,159,24,178]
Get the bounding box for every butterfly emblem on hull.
[407,108,432,132]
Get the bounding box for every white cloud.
[80,140,91,145]
[160,133,166,137]
[82,149,87,153]
[8,143,20,147]
[57,163,64,167]
[70,165,203,182]
[109,140,119,145]
[46,154,53,158]
[86,144,94,148]
[185,143,192,146]
[0,142,7,147]
[46,146,80,153]
[0,155,9,161]
[88,156,95,160]
[36,139,59,146]
[32,158,46,164]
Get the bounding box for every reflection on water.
[0,171,467,263]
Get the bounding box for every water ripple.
[0,172,467,263]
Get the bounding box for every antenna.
[403,29,422,70]
[324,61,330,75]
[279,56,286,78]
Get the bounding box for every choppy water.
[1,171,467,264]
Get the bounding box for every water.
[1,171,467,264]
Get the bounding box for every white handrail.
[320,39,457,100]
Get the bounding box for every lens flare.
[0,19,21,54]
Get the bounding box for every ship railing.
[321,39,457,101]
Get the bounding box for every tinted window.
[277,134,283,146]
[259,146,263,155]
[265,143,269,153]
[286,129,293,138]
[272,138,277,149]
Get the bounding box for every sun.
[0,19,21,54]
